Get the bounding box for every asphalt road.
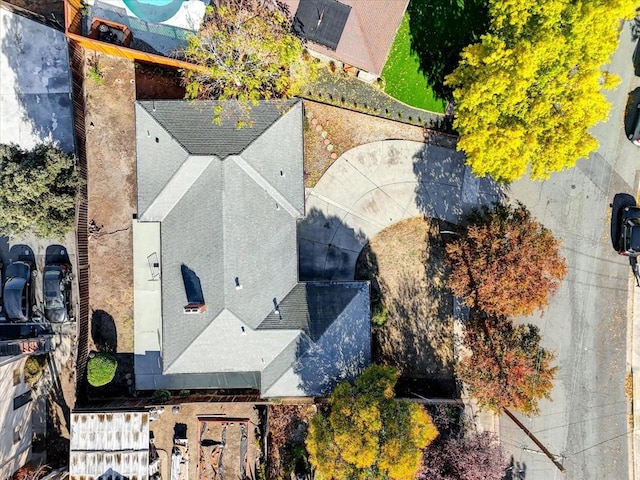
[498,21,639,480]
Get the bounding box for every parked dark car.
[43,264,72,323]
[3,261,34,321]
[611,193,640,256]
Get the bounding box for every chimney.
[183,303,206,314]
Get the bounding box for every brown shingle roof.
[283,0,409,76]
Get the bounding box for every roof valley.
[230,155,303,219]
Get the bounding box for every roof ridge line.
[230,154,303,218]
[260,332,312,395]
[139,155,215,221]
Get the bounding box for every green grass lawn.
[381,14,446,114]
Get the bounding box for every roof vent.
[183,303,206,314]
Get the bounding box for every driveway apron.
[298,140,503,280]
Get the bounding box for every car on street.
[43,264,72,323]
[3,261,34,321]
[611,193,640,256]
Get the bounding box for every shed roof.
[69,411,150,480]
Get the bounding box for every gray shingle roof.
[137,100,299,157]
[261,281,371,397]
[135,99,371,396]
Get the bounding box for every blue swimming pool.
[122,0,185,23]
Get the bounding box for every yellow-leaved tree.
[181,0,318,125]
[306,365,439,480]
[446,0,635,182]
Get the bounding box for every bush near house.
[24,355,47,384]
[87,352,117,387]
[151,389,171,404]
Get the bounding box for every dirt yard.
[356,217,455,383]
[82,51,137,353]
[148,402,262,480]
[82,54,189,354]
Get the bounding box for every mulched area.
[303,100,426,187]
[303,68,447,130]
[267,404,316,480]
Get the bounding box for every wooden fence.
[68,41,91,403]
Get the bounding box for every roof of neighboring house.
[282,0,409,76]
[133,99,371,397]
[0,6,75,153]
[69,411,150,480]
[0,355,32,480]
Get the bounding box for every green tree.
[445,202,567,317]
[457,315,557,416]
[87,352,117,387]
[446,0,635,182]
[181,0,317,123]
[0,143,82,238]
[306,365,439,480]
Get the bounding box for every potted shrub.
[87,352,117,387]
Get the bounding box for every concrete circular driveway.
[297,140,502,280]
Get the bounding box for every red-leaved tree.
[420,431,506,480]
[457,316,557,415]
[445,202,567,317]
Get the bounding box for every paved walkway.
[298,140,503,281]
